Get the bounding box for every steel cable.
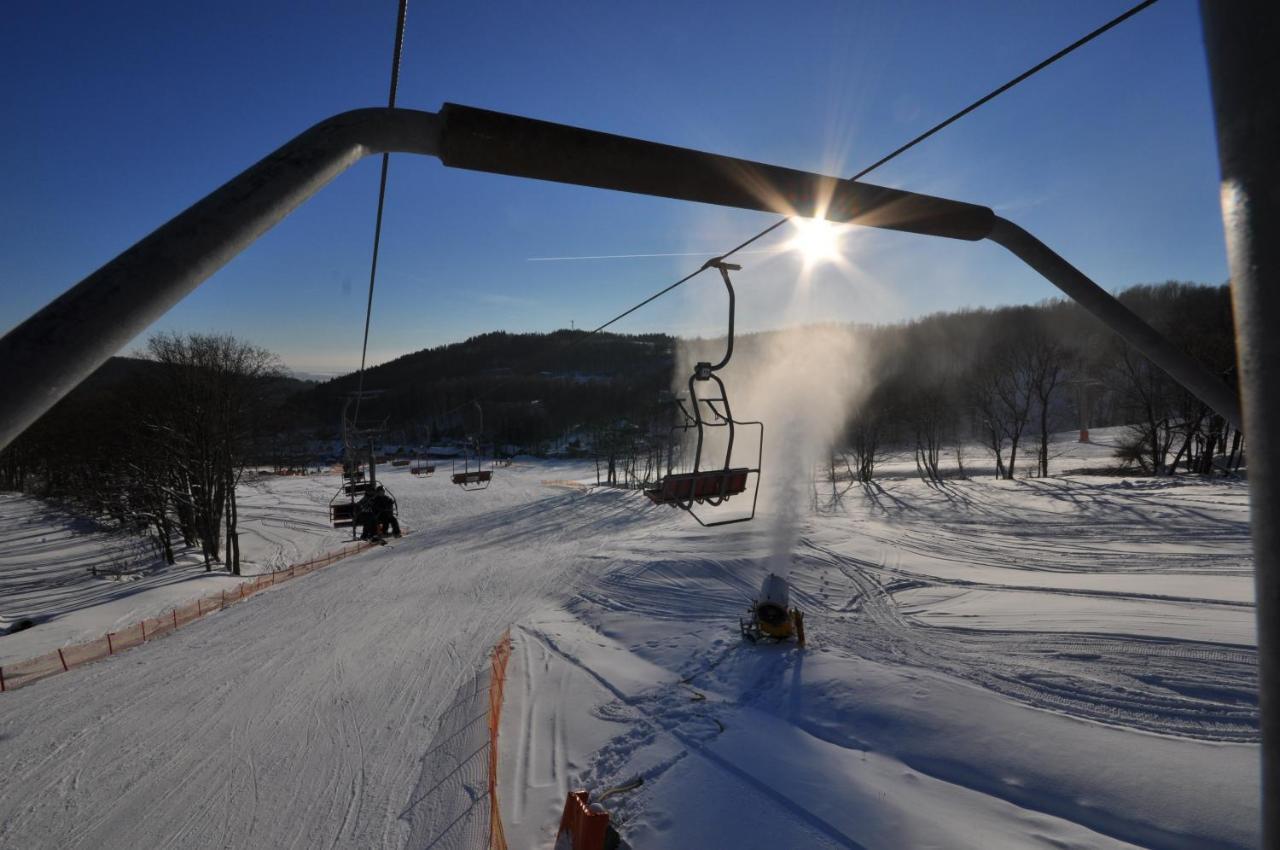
[414,0,1163,421]
[353,0,410,427]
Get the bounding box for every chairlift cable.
[434,0,1159,420]
[590,0,1162,334]
[353,0,410,428]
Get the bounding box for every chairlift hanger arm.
[0,102,1240,449]
[699,259,740,373]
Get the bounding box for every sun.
[787,217,844,267]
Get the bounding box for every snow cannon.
[740,573,805,646]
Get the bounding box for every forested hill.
[290,330,678,445]
[2,281,1236,486]
[286,283,1235,449]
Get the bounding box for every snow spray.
[675,286,873,578]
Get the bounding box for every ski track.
[0,463,613,850]
[0,455,1259,847]
[797,541,1257,742]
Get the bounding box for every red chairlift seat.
[451,470,493,486]
[411,462,437,476]
[645,468,749,505]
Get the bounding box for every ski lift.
[645,259,763,526]
[331,457,399,536]
[451,442,493,490]
[411,427,437,475]
[452,401,493,490]
[328,391,399,536]
[330,455,376,530]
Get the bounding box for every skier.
[371,485,401,538]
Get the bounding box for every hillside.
[290,330,678,446]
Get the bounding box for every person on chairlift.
[355,490,378,540]
[371,484,401,538]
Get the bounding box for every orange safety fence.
[541,479,591,492]
[557,791,611,850]
[0,539,380,693]
[488,629,513,850]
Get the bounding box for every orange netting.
[488,629,512,850]
[0,540,378,693]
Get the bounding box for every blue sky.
[1,0,1226,374]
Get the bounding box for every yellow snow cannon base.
[759,618,793,640]
[742,608,806,646]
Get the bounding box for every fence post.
[0,665,5,692]
[107,632,114,655]
[172,609,178,629]
[222,589,227,608]
[197,599,202,616]
[141,620,146,641]
[58,648,69,672]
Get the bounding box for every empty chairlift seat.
[645,468,750,505]
[451,469,492,486]
[330,500,356,528]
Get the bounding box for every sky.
[0,0,1228,376]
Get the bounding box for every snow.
[0,472,353,664]
[0,439,1261,849]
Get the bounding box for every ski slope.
[0,444,1260,849]
[0,473,346,665]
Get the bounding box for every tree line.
[838,281,1240,483]
[1,334,282,573]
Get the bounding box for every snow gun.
[740,573,805,646]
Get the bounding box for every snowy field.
[0,436,1259,849]
[0,472,349,665]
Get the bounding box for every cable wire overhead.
[435,0,1163,420]
[353,0,410,426]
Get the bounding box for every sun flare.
[788,217,844,267]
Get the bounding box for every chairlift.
[411,427,437,475]
[452,401,493,490]
[451,441,493,490]
[645,259,763,526]
[328,391,399,536]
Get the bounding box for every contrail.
[527,248,781,262]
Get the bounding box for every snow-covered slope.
[499,467,1256,849]
[0,446,1259,849]
[0,472,358,664]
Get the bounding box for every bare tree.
[909,382,950,483]
[971,333,1035,480]
[147,333,280,574]
[845,407,887,482]
[1027,330,1068,478]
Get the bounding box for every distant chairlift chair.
[645,259,762,526]
[452,440,493,490]
[410,455,436,476]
